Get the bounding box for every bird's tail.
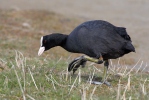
[124,42,135,53]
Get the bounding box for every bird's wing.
[115,27,131,41]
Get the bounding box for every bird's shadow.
[71,74,102,82]
[71,73,113,83]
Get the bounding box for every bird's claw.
[68,56,87,74]
[89,81,111,86]
[103,81,111,86]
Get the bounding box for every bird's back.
[66,20,134,59]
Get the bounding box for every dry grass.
[0,9,149,100]
[0,50,149,100]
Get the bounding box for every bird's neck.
[59,35,68,48]
[51,33,68,47]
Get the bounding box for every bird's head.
[38,33,67,56]
[38,35,55,56]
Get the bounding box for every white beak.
[38,47,45,56]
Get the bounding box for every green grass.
[0,51,149,100]
[0,9,149,100]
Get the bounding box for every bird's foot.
[89,81,111,86]
[103,81,111,86]
[68,55,104,74]
[68,56,87,74]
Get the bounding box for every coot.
[38,20,135,86]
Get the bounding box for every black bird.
[38,20,135,86]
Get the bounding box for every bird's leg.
[68,56,87,74]
[68,56,111,86]
[91,60,111,86]
[83,55,103,64]
[68,55,103,74]
[102,60,111,86]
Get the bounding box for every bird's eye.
[44,40,47,43]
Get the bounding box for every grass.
[0,51,149,100]
[0,9,149,100]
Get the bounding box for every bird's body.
[38,20,135,86]
[63,20,134,60]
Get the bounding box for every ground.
[0,0,149,99]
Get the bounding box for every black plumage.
[38,20,135,85]
[63,20,135,60]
